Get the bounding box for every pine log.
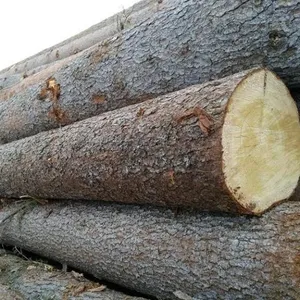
[0,74,22,91]
[0,61,67,91]
[0,0,166,95]
[0,250,147,300]
[0,0,163,77]
[0,69,299,214]
[0,0,300,144]
[0,200,300,299]
[0,284,22,300]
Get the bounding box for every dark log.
[0,0,299,144]
[0,200,300,299]
[1,69,299,214]
[0,250,147,300]
[0,0,165,80]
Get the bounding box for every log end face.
[222,69,300,214]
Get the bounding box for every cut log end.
[222,69,300,215]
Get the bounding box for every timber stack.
[0,0,299,299]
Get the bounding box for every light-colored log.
[0,0,164,79]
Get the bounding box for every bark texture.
[0,0,165,80]
[0,250,147,300]
[0,284,22,300]
[0,0,299,143]
[0,70,298,214]
[0,74,22,91]
[0,71,263,214]
[0,201,299,299]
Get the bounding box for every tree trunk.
[0,200,300,299]
[0,74,23,91]
[0,0,165,80]
[0,250,147,300]
[1,69,299,214]
[0,0,299,144]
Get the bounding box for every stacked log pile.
[0,249,147,300]
[0,0,169,87]
[0,0,300,144]
[0,0,299,299]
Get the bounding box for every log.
[0,200,300,299]
[0,0,169,92]
[0,285,21,300]
[0,69,299,214]
[0,250,147,300]
[0,61,65,90]
[0,0,166,80]
[0,0,300,143]
[0,74,22,91]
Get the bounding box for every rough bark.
[0,74,22,91]
[0,71,239,212]
[0,61,67,90]
[1,70,298,214]
[0,200,299,300]
[0,250,147,300]
[0,0,165,80]
[0,0,299,144]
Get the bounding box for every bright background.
[0,0,139,71]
